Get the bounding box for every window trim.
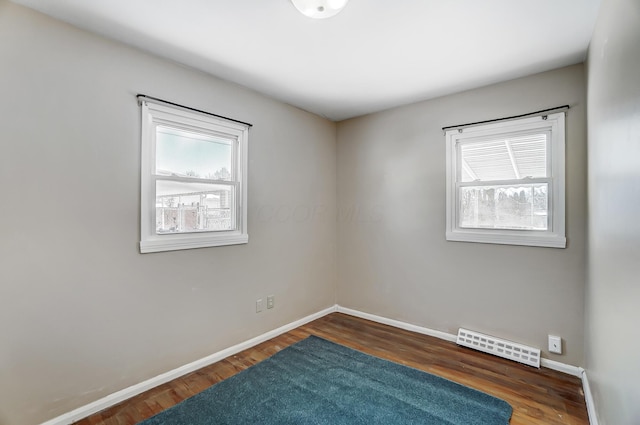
[445,113,566,248]
[139,100,249,253]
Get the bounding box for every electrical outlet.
[267,295,274,309]
[548,335,562,354]
[256,299,263,313]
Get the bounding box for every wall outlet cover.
[548,335,562,354]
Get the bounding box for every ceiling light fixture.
[290,0,349,19]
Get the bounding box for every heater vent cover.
[457,328,540,368]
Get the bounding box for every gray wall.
[337,64,587,366]
[585,0,640,423]
[4,1,619,424]
[0,2,337,424]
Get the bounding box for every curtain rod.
[442,105,569,132]
[137,94,253,128]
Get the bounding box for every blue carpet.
[140,336,512,424]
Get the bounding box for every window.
[139,99,249,253]
[445,113,566,248]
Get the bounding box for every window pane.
[156,126,232,180]
[459,183,548,230]
[155,180,234,234]
[460,133,547,182]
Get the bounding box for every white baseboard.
[41,304,594,425]
[40,305,338,425]
[336,306,582,376]
[540,358,582,377]
[336,306,457,343]
[337,307,597,423]
[581,368,599,425]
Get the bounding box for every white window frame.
[139,99,249,253]
[445,113,566,248]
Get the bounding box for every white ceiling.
[12,0,601,121]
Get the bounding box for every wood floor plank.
[73,313,588,424]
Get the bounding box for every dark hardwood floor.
[75,313,588,424]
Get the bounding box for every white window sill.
[446,231,566,248]
[140,233,248,253]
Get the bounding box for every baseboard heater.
[456,328,540,368]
